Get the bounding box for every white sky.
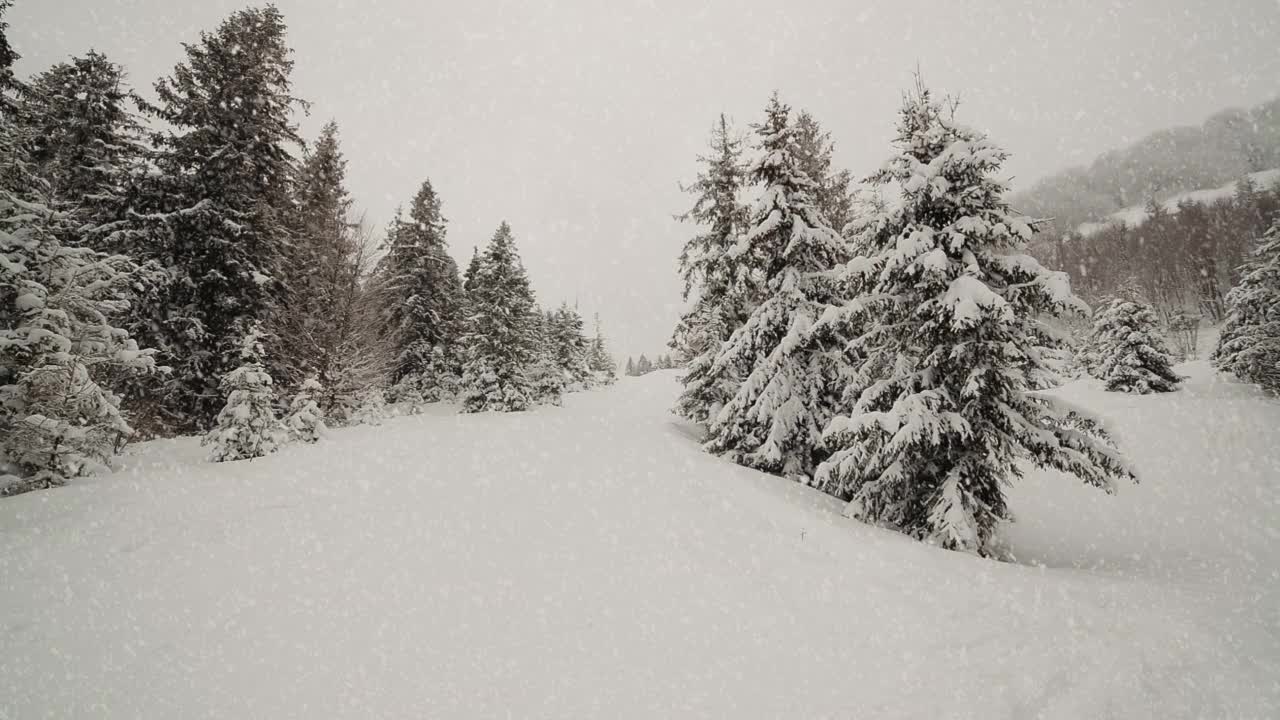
[13,0,1280,361]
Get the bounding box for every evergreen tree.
[625,356,636,376]
[459,222,540,412]
[587,313,617,384]
[21,51,147,249]
[672,114,753,423]
[273,120,359,389]
[528,311,567,406]
[1083,289,1182,393]
[813,80,1135,554]
[0,36,157,495]
[547,302,594,390]
[378,180,466,386]
[135,5,305,431]
[703,93,849,479]
[350,387,388,426]
[794,110,855,234]
[284,376,325,443]
[1214,217,1280,392]
[637,354,652,374]
[203,326,283,462]
[0,190,157,494]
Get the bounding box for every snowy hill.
[1077,167,1280,237]
[2,367,1278,718]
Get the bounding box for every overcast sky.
[13,0,1280,360]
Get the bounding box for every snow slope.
[1077,167,1280,237]
[2,367,1277,719]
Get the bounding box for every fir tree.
[134,5,305,431]
[350,387,388,426]
[637,354,652,374]
[204,326,283,462]
[0,39,157,494]
[672,114,753,423]
[21,51,147,249]
[793,110,855,234]
[378,180,466,386]
[587,313,617,384]
[703,93,849,479]
[625,356,636,376]
[284,376,326,443]
[459,222,540,412]
[0,189,157,494]
[1214,217,1280,392]
[1084,289,1182,394]
[548,302,594,390]
[813,80,1135,554]
[273,120,360,389]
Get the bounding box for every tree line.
[669,78,1280,555]
[0,4,617,495]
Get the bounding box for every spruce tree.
[21,51,147,249]
[273,120,359,389]
[1213,218,1280,393]
[637,354,652,374]
[378,180,466,388]
[587,314,617,384]
[548,302,594,390]
[284,376,326,444]
[794,110,855,234]
[813,80,1135,554]
[136,5,305,431]
[703,94,849,479]
[625,356,636,376]
[204,326,283,462]
[459,222,540,412]
[672,114,753,423]
[1084,290,1182,393]
[0,39,156,494]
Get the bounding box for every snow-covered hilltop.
[1078,167,1280,237]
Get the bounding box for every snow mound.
[1,367,1277,718]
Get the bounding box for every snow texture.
[1,368,1276,718]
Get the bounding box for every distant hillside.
[1013,97,1280,233]
[1077,167,1280,237]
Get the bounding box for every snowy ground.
[2,364,1277,719]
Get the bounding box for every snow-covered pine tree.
[547,302,594,391]
[133,5,304,432]
[793,110,855,235]
[587,313,617,384]
[702,93,849,479]
[350,387,388,426]
[378,180,467,390]
[204,326,283,462]
[528,311,566,407]
[272,120,360,389]
[1084,288,1182,394]
[0,179,157,494]
[21,51,148,250]
[459,222,540,412]
[284,376,325,443]
[1213,217,1280,393]
[672,114,754,424]
[625,356,636,376]
[813,80,1135,554]
[637,354,652,374]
